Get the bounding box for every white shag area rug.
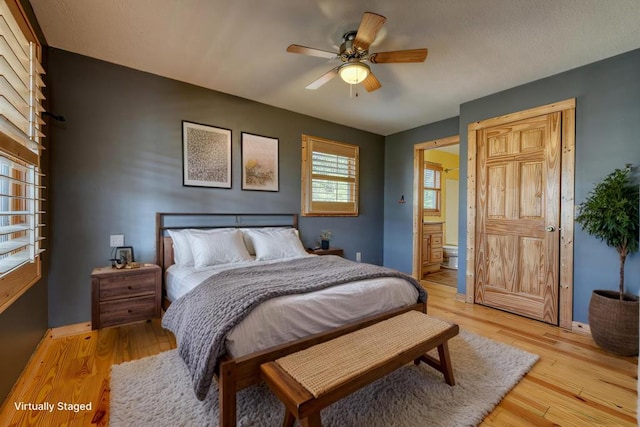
[110,330,538,427]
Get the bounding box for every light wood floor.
[0,282,636,426]
[422,268,457,287]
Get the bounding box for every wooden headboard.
[162,236,175,270]
[155,213,299,273]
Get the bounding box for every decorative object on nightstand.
[111,246,135,269]
[91,264,161,329]
[115,246,134,264]
[320,230,332,250]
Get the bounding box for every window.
[0,0,46,313]
[301,134,358,216]
[423,162,442,215]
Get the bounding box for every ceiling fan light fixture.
[339,62,370,85]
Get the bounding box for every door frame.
[412,135,460,279]
[466,99,576,329]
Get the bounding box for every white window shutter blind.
[0,0,46,277]
[0,155,35,273]
[302,135,359,216]
[0,0,45,154]
[423,162,442,213]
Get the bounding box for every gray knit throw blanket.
[161,255,426,400]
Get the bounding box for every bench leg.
[414,341,455,386]
[283,409,295,427]
[301,413,322,427]
[437,341,455,386]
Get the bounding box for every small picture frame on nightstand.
[115,246,134,264]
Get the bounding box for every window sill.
[0,261,41,315]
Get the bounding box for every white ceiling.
[30,0,640,136]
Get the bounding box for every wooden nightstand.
[307,248,344,257]
[91,264,161,329]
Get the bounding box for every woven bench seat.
[260,310,459,427]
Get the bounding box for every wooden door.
[475,113,560,324]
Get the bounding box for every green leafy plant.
[320,230,332,241]
[575,168,639,299]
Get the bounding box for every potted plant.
[575,167,639,356]
[320,230,332,250]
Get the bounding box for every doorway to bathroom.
[411,135,460,288]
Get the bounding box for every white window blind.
[0,0,45,280]
[0,0,45,154]
[302,135,359,216]
[0,154,43,273]
[423,162,442,213]
[424,167,441,189]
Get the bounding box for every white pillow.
[167,229,192,266]
[168,228,235,266]
[241,227,299,255]
[186,230,252,268]
[246,228,308,261]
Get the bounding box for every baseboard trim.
[454,293,467,303]
[49,321,91,339]
[571,321,591,336]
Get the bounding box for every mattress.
[165,256,420,357]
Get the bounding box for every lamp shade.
[339,62,370,84]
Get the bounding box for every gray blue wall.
[383,117,459,274]
[0,281,48,402]
[384,48,640,324]
[47,48,386,327]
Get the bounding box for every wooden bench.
[260,311,459,427]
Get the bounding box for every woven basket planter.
[588,290,639,356]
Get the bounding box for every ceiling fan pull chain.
[349,84,359,98]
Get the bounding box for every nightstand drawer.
[99,295,157,328]
[99,272,156,301]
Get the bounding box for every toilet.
[442,245,458,269]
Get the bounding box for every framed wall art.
[241,132,279,192]
[182,121,232,188]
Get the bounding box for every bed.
[155,213,427,426]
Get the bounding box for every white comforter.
[165,256,420,357]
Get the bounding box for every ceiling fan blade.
[352,12,386,52]
[287,44,337,59]
[362,72,381,92]
[306,67,339,90]
[369,49,428,64]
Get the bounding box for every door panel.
[520,162,543,218]
[475,113,560,324]
[487,165,507,217]
[486,234,516,290]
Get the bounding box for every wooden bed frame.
[155,212,426,426]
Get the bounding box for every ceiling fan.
[287,12,428,92]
